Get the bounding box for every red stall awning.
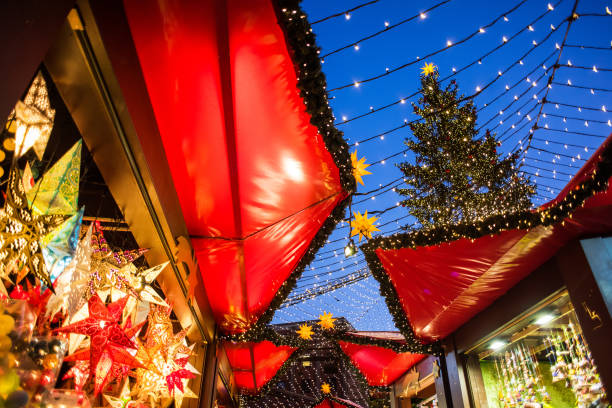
[364,134,612,343]
[313,400,353,408]
[123,0,351,335]
[223,340,296,393]
[339,341,425,386]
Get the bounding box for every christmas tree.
[397,63,535,229]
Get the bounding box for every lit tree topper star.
[350,211,380,242]
[421,62,437,76]
[318,311,336,330]
[350,150,372,186]
[296,323,314,340]
[321,383,332,394]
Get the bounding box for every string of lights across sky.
[272,0,612,330]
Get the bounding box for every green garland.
[361,139,612,347]
[329,331,441,355]
[225,0,355,342]
[235,323,429,406]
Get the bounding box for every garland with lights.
[361,135,612,347]
[236,318,433,405]
[224,0,356,342]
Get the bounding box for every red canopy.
[223,340,296,393]
[339,341,425,386]
[123,0,349,334]
[313,400,351,408]
[370,134,612,343]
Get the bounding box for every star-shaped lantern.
[420,62,437,76]
[317,311,336,330]
[350,151,372,186]
[0,169,65,292]
[87,222,148,301]
[132,306,198,408]
[55,293,144,395]
[296,323,314,340]
[104,379,133,408]
[350,211,380,242]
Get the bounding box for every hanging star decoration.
[350,150,372,186]
[420,62,437,76]
[54,293,144,395]
[297,323,314,340]
[62,360,89,392]
[350,211,380,242]
[120,262,169,321]
[12,71,54,160]
[87,222,148,301]
[0,169,65,292]
[46,225,93,321]
[104,378,133,408]
[317,311,336,330]
[321,383,331,395]
[132,306,198,408]
[40,207,83,284]
[27,139,81,216]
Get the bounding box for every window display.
[473,292,609,408]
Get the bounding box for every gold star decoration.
[296,323,314,340]
[103,378,132,408]
[350,211,380,242]
[420,62,437,76]
[350,150,372,186]
[0,169,65,292]
[132,306,199,408]
[318,311,336,330]
[321,383,331,394]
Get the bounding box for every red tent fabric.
[373,134,612,343]
[223,340,296,393]
[313,399,352,408]
[123,0,348,334]
[339,341,425,386]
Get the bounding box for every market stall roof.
[223,340,296,394]
[338,341,425,386]
[363,133,612,344]
[122,0,352,335]
[313,399,354,408]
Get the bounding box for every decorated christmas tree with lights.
[397,63,535,229]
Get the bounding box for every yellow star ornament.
[351,150,372,186]
[321,383,332,394]
[350,211,380,242]
[297,323,314,340]
[318,311,336,330]
[421,62,437,76]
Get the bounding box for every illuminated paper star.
[13,71,54,160]
[55,293,143,395]
[41,207,83,283]
[46,225,93,321]
[318,311,336,330]
[350,151,372,186]
[87,222,148,299]
[0,169,65,291]
[104,379,133,408]
[297,323,314,340]
[420,62,437,76]
[27,139,81,215]
[321,383,331,394]
[132,306,198,408]
[350,211,380,242]
[62,360,89,392]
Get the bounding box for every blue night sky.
[272,0,612,330]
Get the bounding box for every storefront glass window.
[474,293,608,408]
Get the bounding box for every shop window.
[467,292,609,408]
